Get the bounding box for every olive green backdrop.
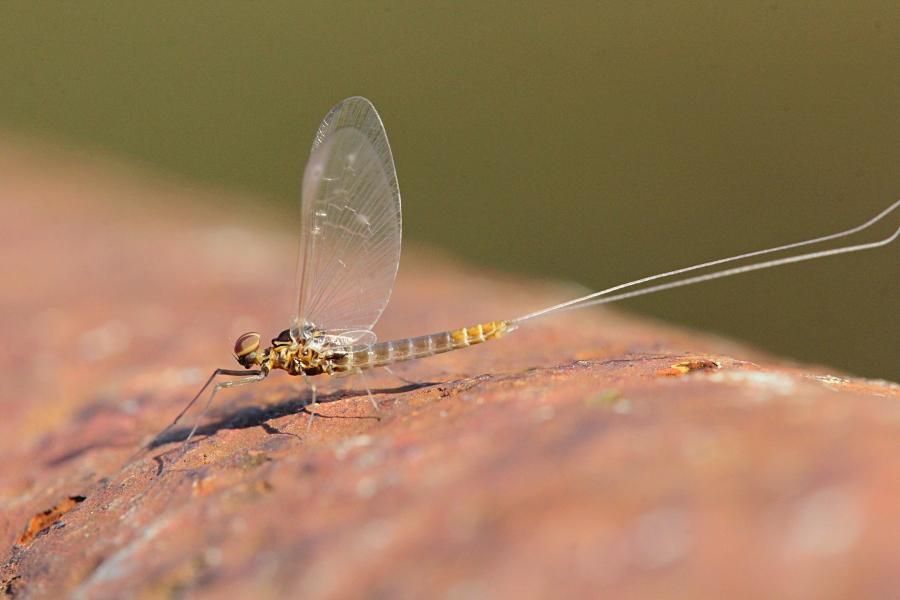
[2,2,897,379]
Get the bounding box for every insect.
[161,96,898,452]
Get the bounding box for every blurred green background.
[2,2,897,379]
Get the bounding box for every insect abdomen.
[331,320,514,373]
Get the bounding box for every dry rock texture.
[2,145,899,599]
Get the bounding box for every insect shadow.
[146,381,429,450]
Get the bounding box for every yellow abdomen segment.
[332,319,515,373]
[449,320,510,347]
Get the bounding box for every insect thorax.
[262,328,344,377]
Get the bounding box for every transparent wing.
[290,97,402,344]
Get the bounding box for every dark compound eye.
[234,332,261,357]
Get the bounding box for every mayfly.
[163,97,898,450]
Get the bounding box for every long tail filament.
[515,200,899,324]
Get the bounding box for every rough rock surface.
[2,145,899,599]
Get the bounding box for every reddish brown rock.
[1,144,899,599]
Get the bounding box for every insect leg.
[382,365,418,386]
[173,372,266,461]
[304,375,318,430]
[356,368,380,414]
[147,368,255,450]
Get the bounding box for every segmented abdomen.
[330,320,514,374]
